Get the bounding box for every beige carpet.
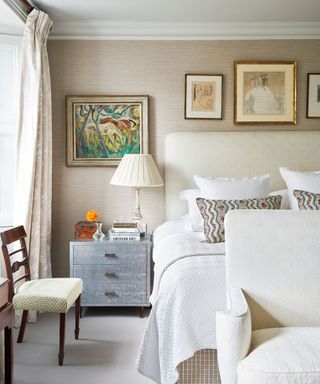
[13,307,153,384]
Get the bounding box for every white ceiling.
[0,1,24,35]
[33,0,320,23]
[1,0,320,39]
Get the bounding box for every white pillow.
[193,174,271,199]
[279,167,320,209]
[180,189,203,231]
[269,189,290,209]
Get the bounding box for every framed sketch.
[307,73,320,118]
[234,61,296,125]
[185,74,223,119]
[66,95,148,167]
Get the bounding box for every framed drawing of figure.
[234,61,296,125]
[185,74,223,119]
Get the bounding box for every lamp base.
[132,210,142,223]
[133,187,142,224]
[132,188,146,234]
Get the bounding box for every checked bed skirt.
[177,349,221,384]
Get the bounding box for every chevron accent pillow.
[293,190,320,210]
[196,195,282,243]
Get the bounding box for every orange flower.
[86,210,99,222]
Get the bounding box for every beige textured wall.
[48,39,320,276]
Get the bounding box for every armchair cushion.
[238,327,320,384]
[13,278,83,313]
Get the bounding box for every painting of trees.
[66,96,148,166]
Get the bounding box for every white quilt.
[136,219,226,384]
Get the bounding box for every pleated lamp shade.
[110,154,163,187]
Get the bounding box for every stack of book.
[109,222,141,241]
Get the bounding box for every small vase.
[93,222,105,241]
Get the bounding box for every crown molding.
[49,20,320,40]
[2,0,34,23]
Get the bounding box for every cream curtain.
[0,10,52,382]
[14,10,53,284]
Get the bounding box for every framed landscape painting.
[307,73,320,118]
[234,61,296,125]
[185,74,223,119]
[66,95,148,166]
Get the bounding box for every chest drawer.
[82,283,147,305]
[72,244,146,265]
[74,264,146,284]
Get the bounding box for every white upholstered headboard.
[165,131,320,220]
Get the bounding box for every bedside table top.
[70,233,152,245]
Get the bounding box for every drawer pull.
[105,253,116,258]
[104,291,117,298]
[105,272,118,278]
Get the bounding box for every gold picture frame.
[185,74,223,119]
[66,95,148,167]
[234,61,296,125]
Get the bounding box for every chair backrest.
[225,210,320,330]
[1,226,31,301]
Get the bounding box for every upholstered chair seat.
[13,278,83,313]
[238,327,320,384]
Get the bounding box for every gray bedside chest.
[69,235,152,317]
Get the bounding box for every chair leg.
[4,326,13,384]
[59,313,66,366]
[17,310,29,343]
[75,295,81,340]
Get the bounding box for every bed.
[137,131,320,384]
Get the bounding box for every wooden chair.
[0,226,83,366]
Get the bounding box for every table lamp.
[110,154,163,224]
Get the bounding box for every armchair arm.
[216,287,252,384]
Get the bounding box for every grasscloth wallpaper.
[48,40,320,276]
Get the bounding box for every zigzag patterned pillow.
[293,190,320,210]
[196,195,282,243]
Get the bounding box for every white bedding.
[136,218,226,384]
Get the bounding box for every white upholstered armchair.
[217,210,320,384]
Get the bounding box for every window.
[0,35,21,227]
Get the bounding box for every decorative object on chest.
[74,221,97,240]
[92,222,105,241]
[86,210,105,241]
[109,221,146,241]
[75,210,106,240]
[69,235,152,318]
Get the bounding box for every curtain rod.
[3,0,35,23]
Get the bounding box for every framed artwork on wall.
[234,61,296,125]
[307,73,320,118]
[66,95,148,166]
[185,74,223,119]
